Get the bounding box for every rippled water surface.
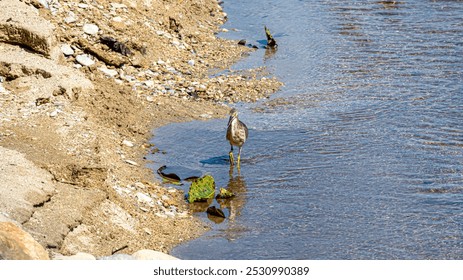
[149,0,463,259]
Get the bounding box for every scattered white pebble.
[112,16,123,22]
[76,54,94,66]
[124,159,138,166]
[110,3,128,9]
[143,80,155,88]
[200,113,211,119]
[136,192,154,205]
[49,110,60,118]
[98,67,118,77]
[83,23,99,35]
[61,44,74,56]
[122,139,134,147]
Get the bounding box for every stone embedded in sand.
[61,44,74,56]
[0,0,56,57]
[99,67,118,77]
[0,222,50,260]
[64,12,77,24]
[124,159,139,166]
[83,23,99,35]
[122,139,134,147]
[76,54,95,66]
[0,146,56,224]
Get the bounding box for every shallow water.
[149,0,463,259]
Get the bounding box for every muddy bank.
[0,0,281,259]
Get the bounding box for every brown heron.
[226,108,248,167]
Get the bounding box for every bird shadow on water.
[200,155,230,165]
[200,154,258,166]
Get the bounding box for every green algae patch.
[187,175,215,203]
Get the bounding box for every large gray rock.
[0,146,55,224]
[0,0,56,57]
[22,184,106,250]
[0,222,50,260]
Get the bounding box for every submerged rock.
[206,206,225,218]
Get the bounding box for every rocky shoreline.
[0,0,281,260]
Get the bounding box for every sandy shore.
[0,0,281,259]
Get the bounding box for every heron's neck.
[228,116,238,129]
[230,117,238,130]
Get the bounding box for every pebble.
[122,139,134,147]
[200,113,211,119]
[124,159,138,166]
[0,84,7,94]
[83,23,99,35]
[187,59,195,66]
[98,67,118,77]
[49,110,60,118]
[76,54,95,66]
[61,44,74,56]
[136,192,153,205]
[110,3,128,9]
[38,0,49,9]
[64,15,76,24]
[77,3,89,9]
[112,16,123,22]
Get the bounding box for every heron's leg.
[229,145,234,165]
[237,146,242,168]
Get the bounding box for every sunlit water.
[148,0,463,259]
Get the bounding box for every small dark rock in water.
[157,165,203,182]
[100,36,132,56]
[238,39,246,45]
[206,206,225,218]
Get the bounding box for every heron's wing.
[239,121,249,141]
